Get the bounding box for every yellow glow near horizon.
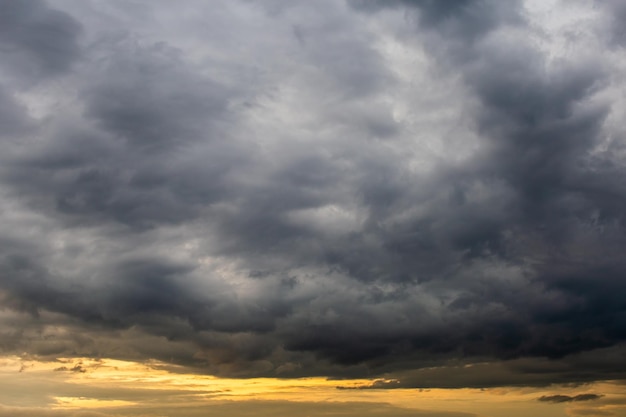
[1,355,624,417]
[54,397,137,409]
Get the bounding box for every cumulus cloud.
[0,0,625,387]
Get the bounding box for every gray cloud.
[350,0,521,43]
[335,343,626,389]
[605,0,626,46]
[0,0,82,79]
[0,86,32,137]
[0,0,624,388]
[538,394,604,403]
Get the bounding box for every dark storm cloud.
[0,0,625,387]
[0,0,82,78]
[0,86,32,137]
[350,0,521,42]
[2,37,243,229]
[605,0,626,46]
[339,0,626,362]
[83,40,232,151]
[335,343,626,388]
[0,250,283,337]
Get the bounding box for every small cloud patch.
[54,364,87,373]
[538,394,603,403]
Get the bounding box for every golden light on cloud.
[54,397,136,409]
[0,355,624,417]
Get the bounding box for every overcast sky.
[1,0,626,401]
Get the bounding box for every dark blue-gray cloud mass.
[0,0,625,387]
[0,0,82,78]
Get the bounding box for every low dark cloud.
[0,0,624,388]
[53,364,86,373]
[334,343,626,389]
[538,394,603,403]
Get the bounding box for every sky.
[0,0,626,416]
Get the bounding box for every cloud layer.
[1,0,625,386]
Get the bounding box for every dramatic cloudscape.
[1,0,626,415]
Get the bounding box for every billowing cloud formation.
[0,0,625,386]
